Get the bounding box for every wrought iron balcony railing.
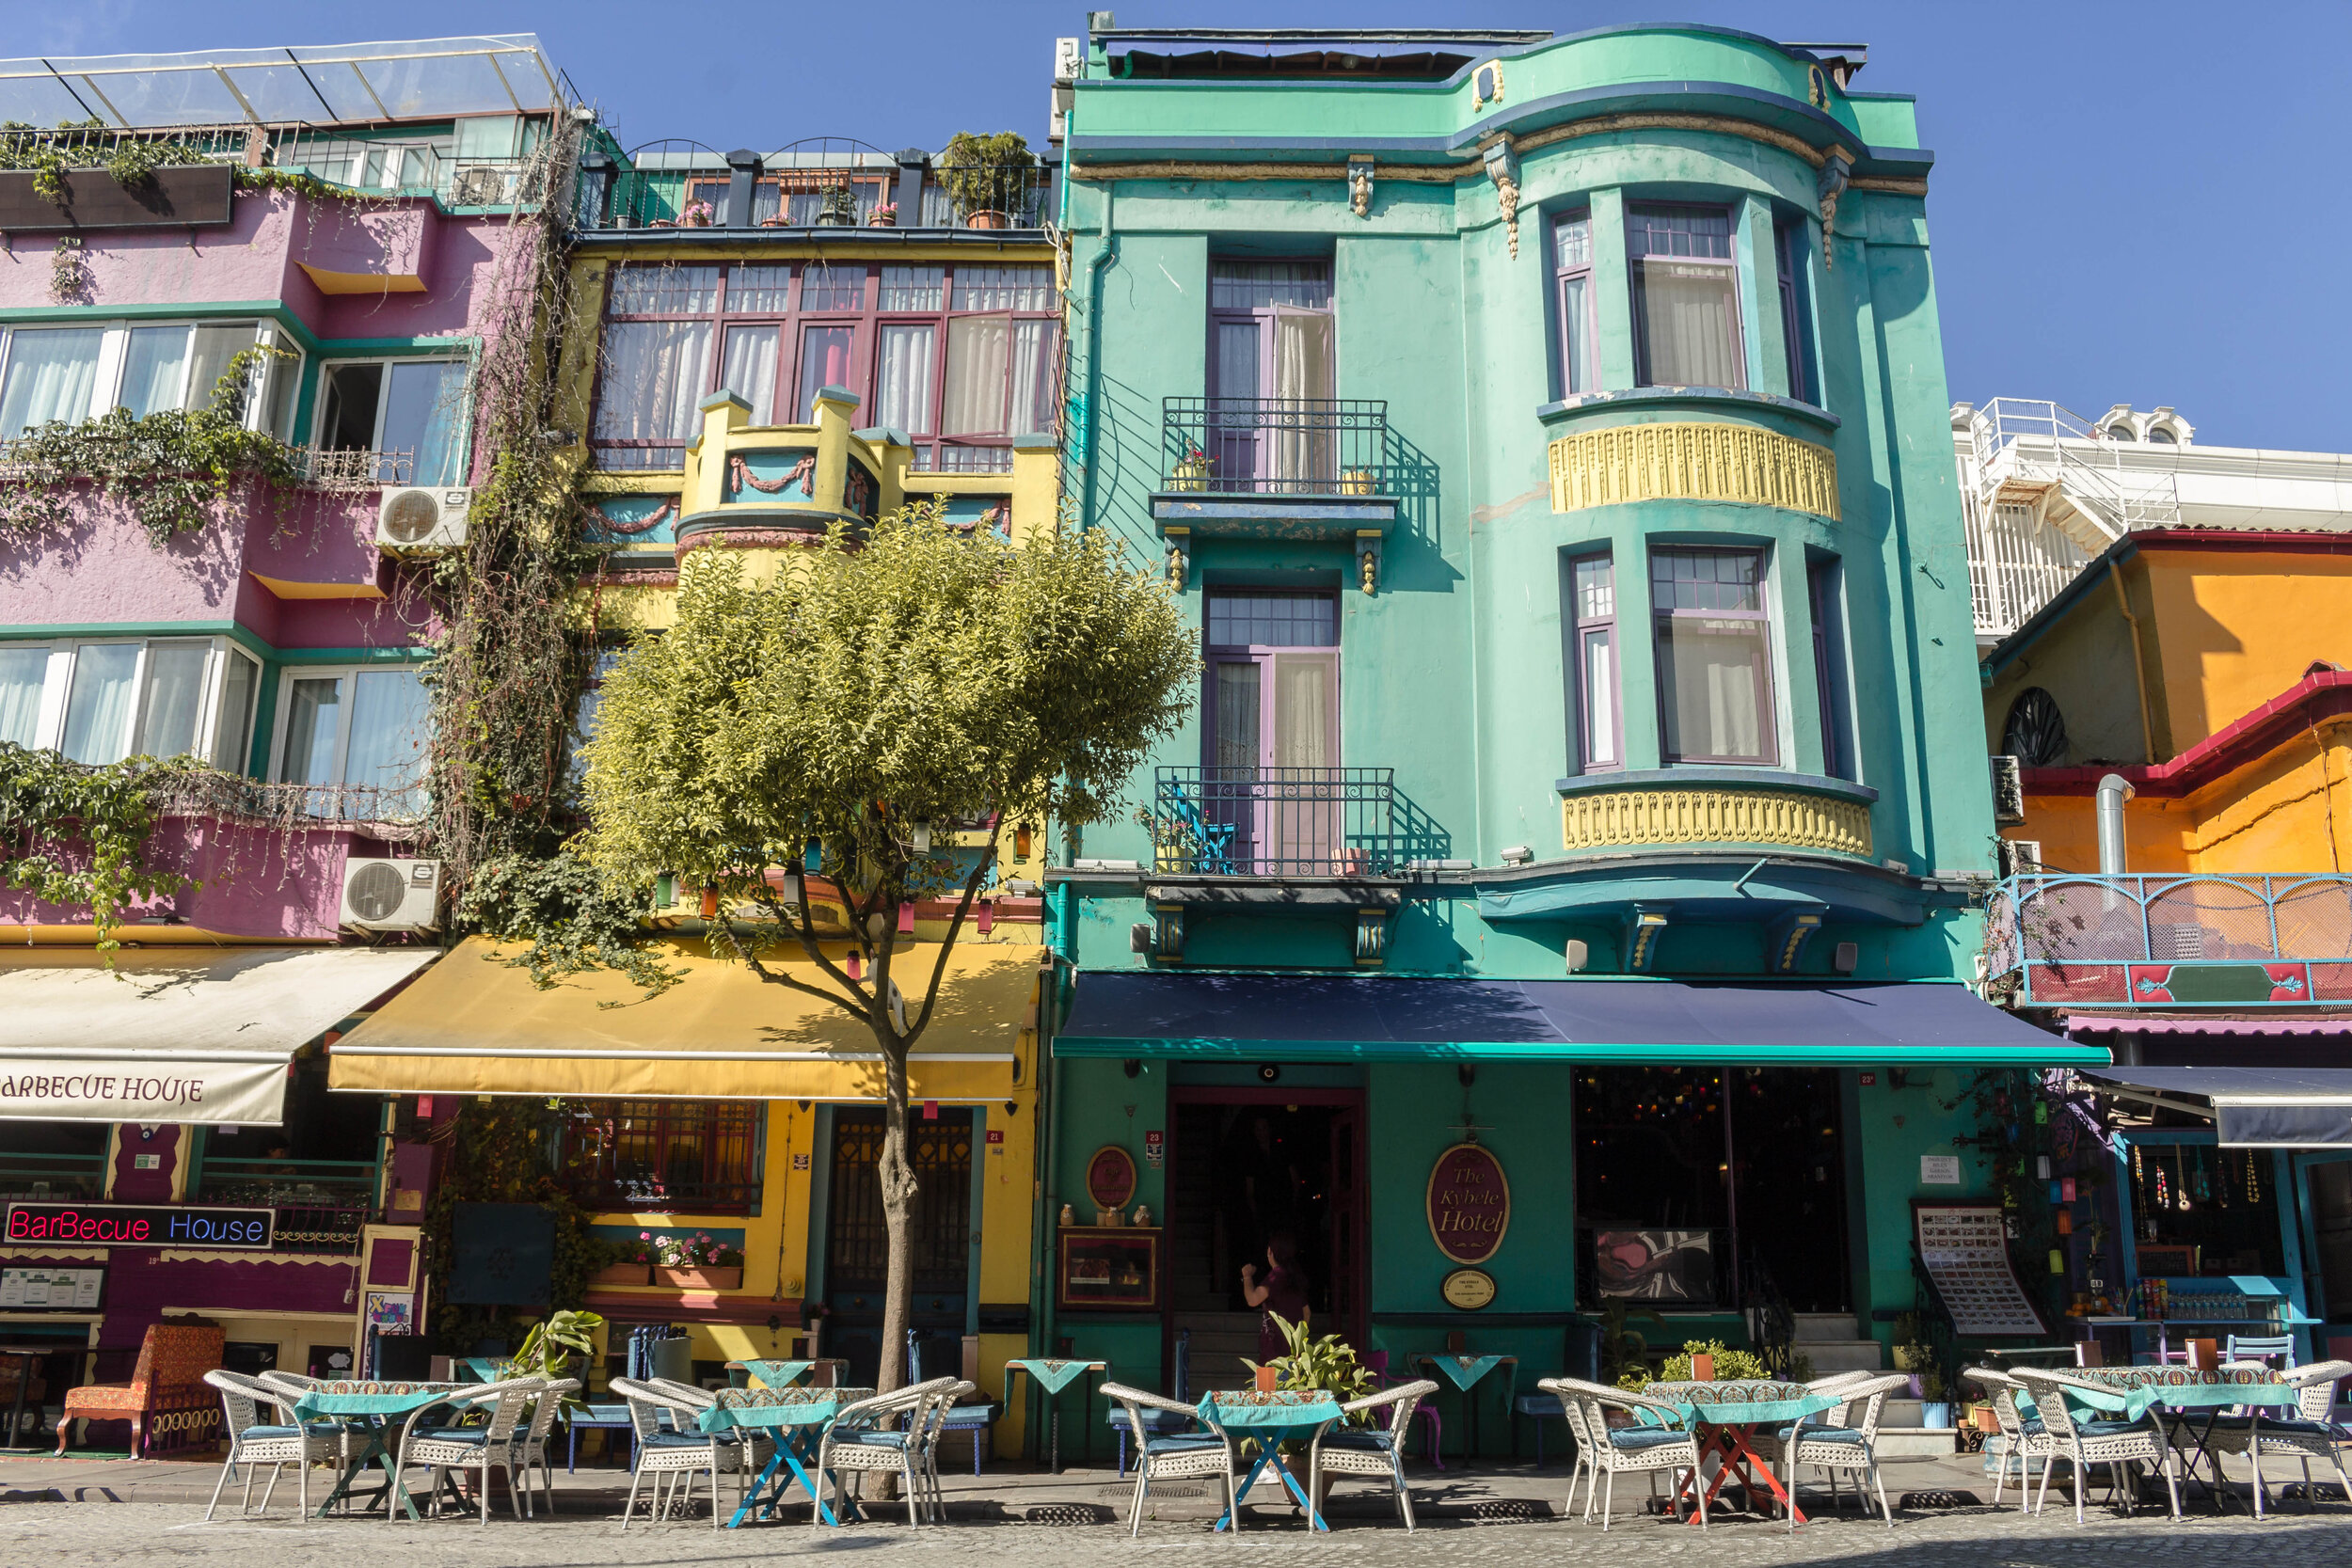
[0,1154,107,1201]
[1162,398,1392,497]
[566,1176,760,1215]
[1984,872,2352,1007]
[1152,766,1398,878]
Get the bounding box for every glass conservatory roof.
[0,36,564,130]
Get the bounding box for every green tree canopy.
[578,499,1194,1388]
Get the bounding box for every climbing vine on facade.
[0,349,301,545]
[0,745,199,953]
[421,1098,616,1354]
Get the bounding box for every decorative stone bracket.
[1354,907,1390,966]
[1346,155,1375,219]
[1768,909,1826,974]
[1355,531,1381,594]
[1483,136,1521,260]
[1623,904,1671,973]
[1151,903,1184,961]
[1816,147,1854,269]
[1165,525,1190,590]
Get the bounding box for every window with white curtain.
[0,637,262,768]
[317,356,470,485]
[1554,210,1597,396]
[591,261,1057,471]
[1651,547,1777,766]
[0,321,298,439]
[271,664,432,818]
[1570,553,1618,771]
[1628,205,1745,389]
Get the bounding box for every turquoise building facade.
[1040,24,2095,1431]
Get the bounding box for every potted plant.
[816,184,857,228]
[1341,468,1377,497]
[1918,1368,1952,1429]
[676,198,715,229]
[866,201,898,229]
[1172,442,1213,491]
[647,1230,744,1290]
[590,1236,651,1287]
[1244,1312,1377,1506]
[937,130,1036,230]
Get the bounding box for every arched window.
[2105,424,2136,442]
[2148,427,2177,444]
[2001,688,2069,768]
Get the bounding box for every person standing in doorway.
[1242,1232,1311,1362]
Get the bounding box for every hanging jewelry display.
[2246,1149,2261,1204]
[2176,1147,2191,1210]
[2192,1146,2212,1203]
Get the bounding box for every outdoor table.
[290,1380,480,1519]
[1644,1380,1846,1526]
[1005,1358,1104,1474]
[1195,1389,1343,1533]
[698,1385,877,1528]
[564,1402,632,1473]
[728,1358,850,1390]
[1414,1354,1518,1461]
[2026,1367,2298,1518]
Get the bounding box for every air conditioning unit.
[1996,838,2042,879]
[342,857,443,931]
[376,486,471,551]
[451,164,516,205]
[1989,754,2026,826]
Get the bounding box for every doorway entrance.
[1165,1088,1364,1389]
[823,1107,974,1389]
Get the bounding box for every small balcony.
[0,1153,106,1202]
[566,1176,760,1215]
[575,138,1057,233]
[1152,767,1402,879]
[1162,398,1393,498]
[189,1156,380,1255]
[1985,872,2352,1008]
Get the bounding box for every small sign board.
[1086,1145,1137,1210]
[1915,1201,2046,1336]
[1440,1268,1497,1310]
[0,1265,103,1308]
[1919,1154,1963,1185]
[1143,1130,1165,1166]
[5,1202,272,1249]
[1426,1143,1509,1265]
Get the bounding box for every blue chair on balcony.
[1162,781,1238,876]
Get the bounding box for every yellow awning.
[328,936,1042,1101]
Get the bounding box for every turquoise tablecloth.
[742,1360,814,1389]
[293,1384,474,1420]
[697,1386,877,1433]
[1422,1354,1507,1391]
[2022,1369,2296,1424]
[1197,1390,1342,1432]
[1008,1358,1099,1397]
[1641,1381,1844,1428]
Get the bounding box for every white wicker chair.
[201,1370,341,1522]
[610,1375,757,1529]
[1547,1381,1603,1522]
[391,1376,542,1525]
[1777,1370,1909,1529]
[1103,1381,1240,1538]
[1537,1377,1707,1531]
[812,1379,958,1528]
[1309,1379,1438,1531]
[508,1377,580,1517]
[1964,1366,2060,1510]
[911,1379,974,1524]
[1744,1370,1882,1473]
[2202,1358,2352,1516]
[2012,1367,2181,1523]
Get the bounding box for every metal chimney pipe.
[2096,773,2136,875]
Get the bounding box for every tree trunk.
[876,1050,916,1397]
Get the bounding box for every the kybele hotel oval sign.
[5,1202,274,1249]
[1426,1142,1509,1265]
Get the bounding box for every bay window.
[1651,547,1776,766]
[272,664,432,817]
[316,356,470,486]
[0,637,260,769]
[1553,210,1597,396]
[0,321,300,439]
[591,261,1058,472]
[1628,205,1744,390]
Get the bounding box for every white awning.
[0,946,438,1125]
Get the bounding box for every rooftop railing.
[0,122,548,210]
[1984,872,2352,1008]
[575,138,1056,232]
[1162,398,1393,497]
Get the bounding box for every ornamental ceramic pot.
[590,1263,651,1286]
[1341,468,1375,497]
[654,1265,742,1291]
[1172,457,1209,492]
[965,210,1009,230]
[867,211,898,228]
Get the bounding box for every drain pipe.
[2096,773,2135,875]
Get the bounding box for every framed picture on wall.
[1593,1229,1716,1304]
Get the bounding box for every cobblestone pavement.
[7,1465,2352,1568]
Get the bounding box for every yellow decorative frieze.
[1561,785,1872,858]
[1549,421,1839,519]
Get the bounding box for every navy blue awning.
[1056,974,2106,1066]
[2083,1066,2352,1147]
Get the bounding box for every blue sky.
[19,2,2350,451]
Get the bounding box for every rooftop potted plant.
[937,130,1035,230]
[816,183,857,227]
[866,201,898,229]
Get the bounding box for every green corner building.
[1038,22,2096,1443]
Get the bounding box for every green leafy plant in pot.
[936,131,1035,229]
[1599,1299,1668,1388]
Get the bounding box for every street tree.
[579,501,1194,1388]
